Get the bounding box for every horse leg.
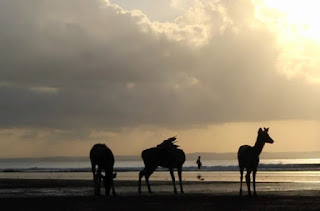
[245,169,251,197]
[97,168,102,196]
[138,169,145,194]
[169,168,177,194]
[145,168,155,194]
[102,170,114,196]
[253,169,257,197]
[91,163,99,196]
[239,167,244,196]
[111,181,116,196]
[178,166,184,193]
[111,175,116,196]
[111,172,116,196]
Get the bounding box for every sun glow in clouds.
[256,0,320,41]
[254,0,320,83]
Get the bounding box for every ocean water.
[1,158,320,183]
[1,158,320,172]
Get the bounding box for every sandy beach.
[1,179,320,210]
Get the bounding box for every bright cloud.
[253,0,320,83]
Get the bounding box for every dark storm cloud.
[0,0,319,131]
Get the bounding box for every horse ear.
[265,127,269,132]
[258,128,263,133]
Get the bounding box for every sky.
[1,0,320,158]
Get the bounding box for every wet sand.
[1,179,320,210]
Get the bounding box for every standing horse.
[238,128,274,196]
[90,144,116,196]
[138,137,186,194]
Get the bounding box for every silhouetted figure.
[196,156,202,169]
[138,136,186,194]
[238,128,274,197]
[90,144,117,196]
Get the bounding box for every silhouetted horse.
[90,144,116,196]
[138,137,186,194]
[238,128,274,197]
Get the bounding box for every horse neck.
[253,136,265,156]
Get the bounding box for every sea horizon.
[2,150,320,160]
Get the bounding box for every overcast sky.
[1,0,320,157]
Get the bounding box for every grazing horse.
[138,136,186,194]
[90,144,116,196]
[238,128,274,197]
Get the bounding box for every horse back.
[142,147,185,168]
[90,144,114,170]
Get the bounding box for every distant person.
[196,156,202,169]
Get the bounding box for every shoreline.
[0,178,290,188]
[1,178,320,195]
[2,179,320,210]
